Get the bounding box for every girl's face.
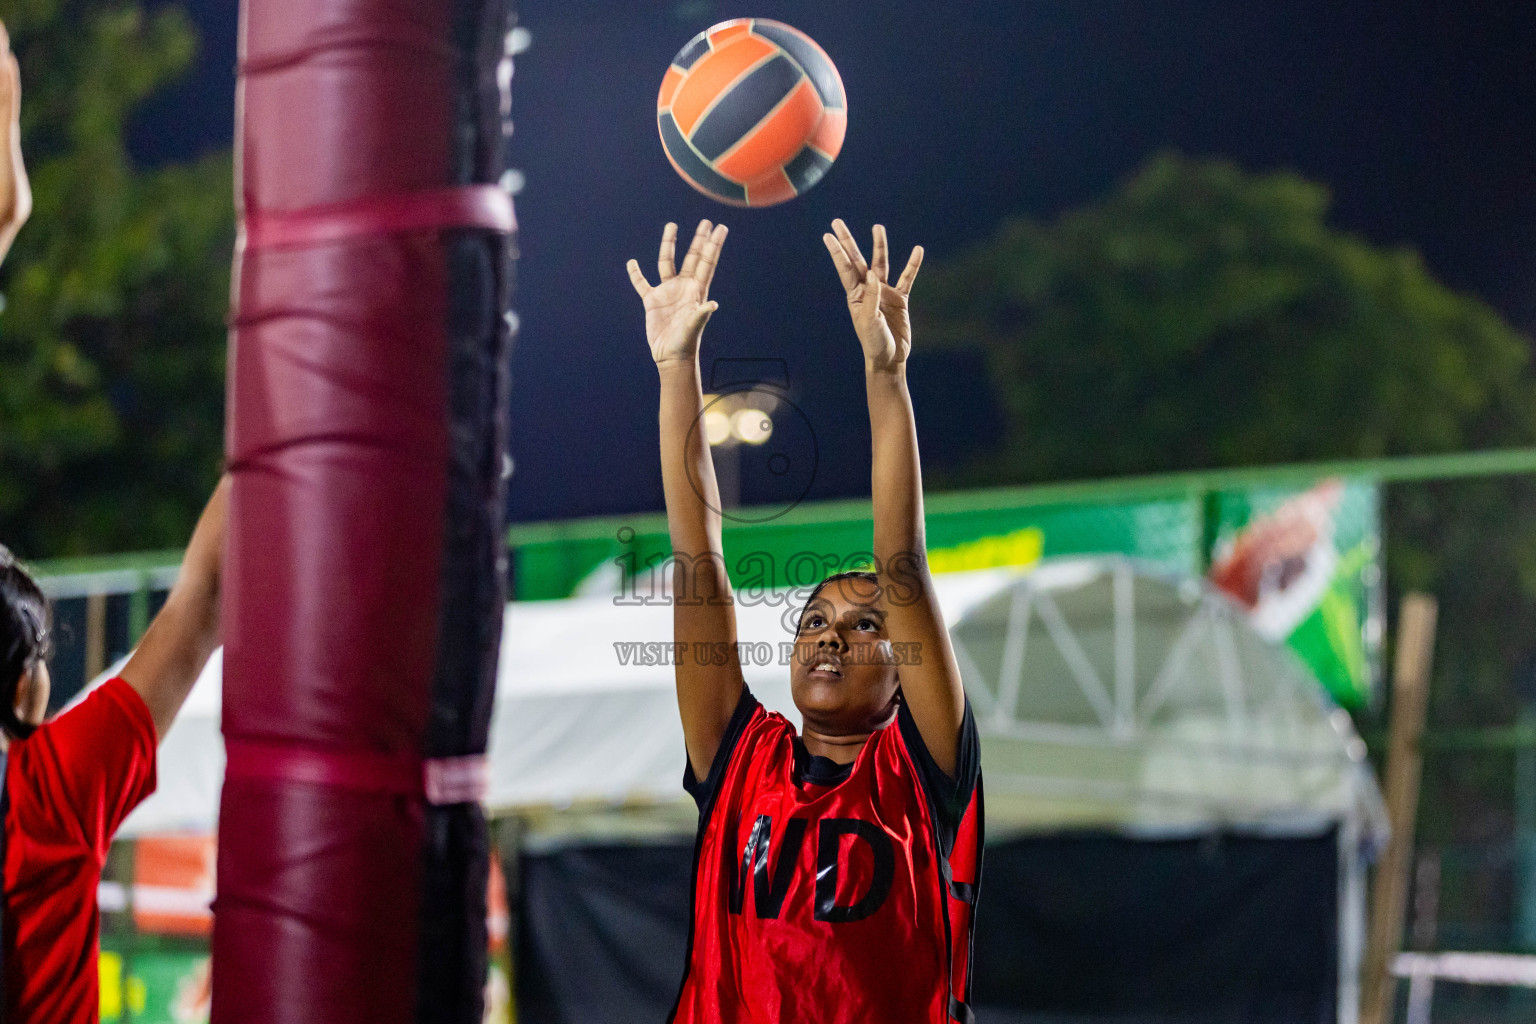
[790,577,899,737]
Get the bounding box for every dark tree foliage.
[920,152,1536,853]
[0,0,232,557]
[919,152,1536,480]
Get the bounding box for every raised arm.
[120,476,228,739]
[0,20,32,267]
[627,221,745,779]
[823,220,966,775]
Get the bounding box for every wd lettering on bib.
[727,814,805,918]
[671,695,983,1024]
[725,815,896,922]
[815,818,895,923]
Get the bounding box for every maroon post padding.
[215,1,461,1020]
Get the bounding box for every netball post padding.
[215,0,517,1021]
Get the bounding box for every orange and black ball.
[657,19,847,208]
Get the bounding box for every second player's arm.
[119,476,229,740]
[630,221,745,779]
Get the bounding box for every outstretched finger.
[830,219,869,278]
[657,222,679,279]
[871,224,890,282]
[678,219,712,280]
[894,245,924,296]
[626,259,652,298]
[654,222,678,280]
[823,233,861,293]
[693,223,728,292]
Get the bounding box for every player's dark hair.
[0,544,48,741]
[795,570,880,634]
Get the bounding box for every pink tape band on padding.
[423,755,491,806]
[226,740,423,795]
[226,741,491,806]
[242,185,516,251]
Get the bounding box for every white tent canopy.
[952,558,1387,840]
[105,559,1383,844]
[107,566,1014,836]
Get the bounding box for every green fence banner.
[508,476,1380,707]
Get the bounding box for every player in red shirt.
[0,25,230,1019]
[627,220,983,1023]
[0,478,226,1023]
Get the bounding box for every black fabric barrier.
[511,830,1339,1024]
[514,843,695,1024]
[417,1,517,1021]
[970,830,1339,1024]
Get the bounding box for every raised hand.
[823,220,923,372]
[628,220,729,366]
[0,20,31,266]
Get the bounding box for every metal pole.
[1516,705,1536,951]
[1403,970,1434,1024]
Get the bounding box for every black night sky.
[140,0,1536,523]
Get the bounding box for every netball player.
[627,220,983,1023]
[0,477,227,1022]
[0,23,230,1019]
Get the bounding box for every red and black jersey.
[671,689,983,1024]
[4,677,159,1023]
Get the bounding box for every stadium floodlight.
[732,408,773,445]
[704,408,733,446]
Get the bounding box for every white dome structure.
[948,557,1386,1024]
[950,557,1386,839]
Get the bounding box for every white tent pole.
[1113,561,1136,740]
[1138,608,1209,727]
[951,635,997,719]
[1034,588,1117,730]
[992,585,1034,729]
[1210,608,1250,735]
